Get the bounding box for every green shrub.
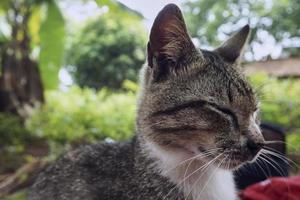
[4,190,26,200]
[249,74,300,153]
[0,113,26,147]
[287,131,300,153]
[249,74,300,131]
[26,86,137,144]
[0,113,28,173]
[67,12,146,90]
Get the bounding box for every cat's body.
[29,138,235,200]
[29,4,265,200]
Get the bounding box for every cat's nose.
[246,139,264,156]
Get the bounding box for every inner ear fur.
[147,4,195,68]
[215,25,250,63]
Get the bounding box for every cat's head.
[137,4,264,170]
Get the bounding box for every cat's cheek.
[143,139,195,166]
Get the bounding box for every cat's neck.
[142,139,238,200]
[180,168,237,200]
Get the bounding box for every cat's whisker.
[162,152,215,177]
[263,140,300,168]
[227,152,233,170]
[194,155,228,200]
[262,148,295,167]
[163,148,221,175]
[262,146,287,157]
[262,148,299,169]
[183,159,194,192]
[181,149,220,190]
[183,152,225,200]
[259,99,279,103]
[255,156,271,178]
[264,140,300,152]
[161,151,222,200]
[263,140,285,145]
[253,79,271,92]
[259,153,286,177]
[260,154,273,176]
[259,152,291,193]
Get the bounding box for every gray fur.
[29,4,264,200]
[29,139,183,200]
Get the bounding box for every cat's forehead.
[171,52,257,112]
[153,63,257,111]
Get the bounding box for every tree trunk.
[0,2,44,119]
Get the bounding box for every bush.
[287,132,300,153]
[0,113,28,173]
[66,12,146,90]
[0,113,26,147]
[26,86,137,144]
[249,74,300,132]
[249,74,300,153]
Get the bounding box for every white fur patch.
[144,140,238,200]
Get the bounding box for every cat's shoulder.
[65,141,133,166]
[29,141,134,200]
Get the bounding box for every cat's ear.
[215,25,250,63]
[147,4,195,69]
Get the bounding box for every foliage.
[249,74,300,131]
[0,113,27,153]
[95,0,144,19]
[183,0,300,59]
[0,0,66,90]
[0,113,29,173]
[26,85,137,144]
[66,12,146,90]
[4,190,26,200]
[39,0,65,89]
[249,74,300,153]
[287,132,300,153]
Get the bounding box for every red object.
[240,176,300,200]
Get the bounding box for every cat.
[29,4,265,200]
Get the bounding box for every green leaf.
[0,0,10,12]
[95,0,117,9]
[39,0,65,89]
[28,5,42,46]
[94,0,143,19]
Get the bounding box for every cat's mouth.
[196,147,261,170]
[221,151,249,169]
[202,139,265,170]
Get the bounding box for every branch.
[0,159,45,198]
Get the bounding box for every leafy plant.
[4,190,26,200]
[183,0,300,58]
[287,131,300,153]
[249,74,300,153]
[66,12,146,90]
[39,0,66,89]
[26,86,137,144]
[0,0,66,90]
[0,113,28,173]
[249,74,300,131]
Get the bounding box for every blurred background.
[0,0,299,199]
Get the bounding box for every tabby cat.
[29,4,264,200]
